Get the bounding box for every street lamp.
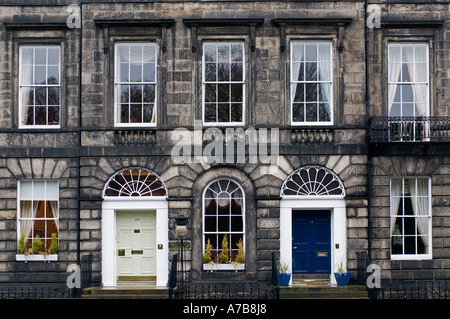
[175,214,188,237]
[175,214,188,288]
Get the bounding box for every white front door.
[116,211,156,281]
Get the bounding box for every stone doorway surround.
[280,166,347,285]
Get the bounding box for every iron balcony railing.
[369,116,450,143]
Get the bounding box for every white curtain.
[388,45,401,116]
[390,179,402,236]
[20,201,40,242]
[291,43,304,112]
[20,47,34,125]
[318,43,331,120]
[408,179,429,251]
[49,200,59,233]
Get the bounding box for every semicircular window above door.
[103,168,167,198]
[280,165,345,197]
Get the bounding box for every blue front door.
[292,210,331,274]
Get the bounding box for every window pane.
[306,103,317,122]
[205,63,217,82]
[204,103,216,122]
[143,85,155,103]
[130,104,142,123]
[231,62,243,82]
[130,64,142,82]
[305,43,317,61]
[121,104,129,122]
[48,106,60,125]
[204,45,216,62]
[218,103,230,122]
[218,63,230,82]
[47,48,60,65]
[231,103,242,122]
[35,48,46,65]
[305,62,317,81]
[35,106,47,125]
[34,66,46,85]
[130,85,142,103]
[292,103,304,122]
[143,104,154,123]
[231,44,243,62]
[20,182,33,200]
[305,83,317,102]
[218,84,229,102]
[143,63,155,82]
[21,66,33,85]
[230,84,243,102]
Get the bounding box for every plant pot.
[334,272,351,286]
[278,273,291,286]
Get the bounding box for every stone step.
[82,286,169,299]
[280,285,369,299]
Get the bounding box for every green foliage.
[49,233,58,254]
[203,238,213,264]
[32,235,43,254]
[218,235,229,264]
[18,233,26,254]
[234,238,245,264]
[278,261,290,273]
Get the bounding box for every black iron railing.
[0,286,74,299]
[168,253,279,299]
[369,280,450,299]
[369,116,450,142]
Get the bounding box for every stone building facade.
[0,0,449,290]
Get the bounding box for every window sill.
[390,255,432,261]
[16,254,58,262]
[203,263,245,271]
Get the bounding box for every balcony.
[368,116,450,155]
[369,117,450,143]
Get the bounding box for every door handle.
[293,246,298,250]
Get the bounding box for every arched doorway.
[101,168,169,287]
[280,166,346,285]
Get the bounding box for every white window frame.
[390,177,432,260]
[202,41,246,126]
[290,41,333,126]
[202,178,245,270]
[114,42,157,127]
[387,42,430,118]
[16,180,59,262]
[19,45,61,129]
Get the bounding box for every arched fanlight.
[281,165,345,197]
[103,168,167,198]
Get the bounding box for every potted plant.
[49,233,58,254]
[17,233,26,255]
[32,235,43,254]
[334,261,351,286]
[277,261,291,286]
[218,235,229,264]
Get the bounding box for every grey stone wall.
[1,0,449,287]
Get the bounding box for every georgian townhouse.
[0,0,449,297]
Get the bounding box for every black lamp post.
[175,214,188,287]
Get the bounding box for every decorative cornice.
[94,18,175,28]
[183,18,264,27]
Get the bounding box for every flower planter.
[334,272,351,286]
[278,273,291,286]
[16,254,58,262]
[203,263,245,271]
